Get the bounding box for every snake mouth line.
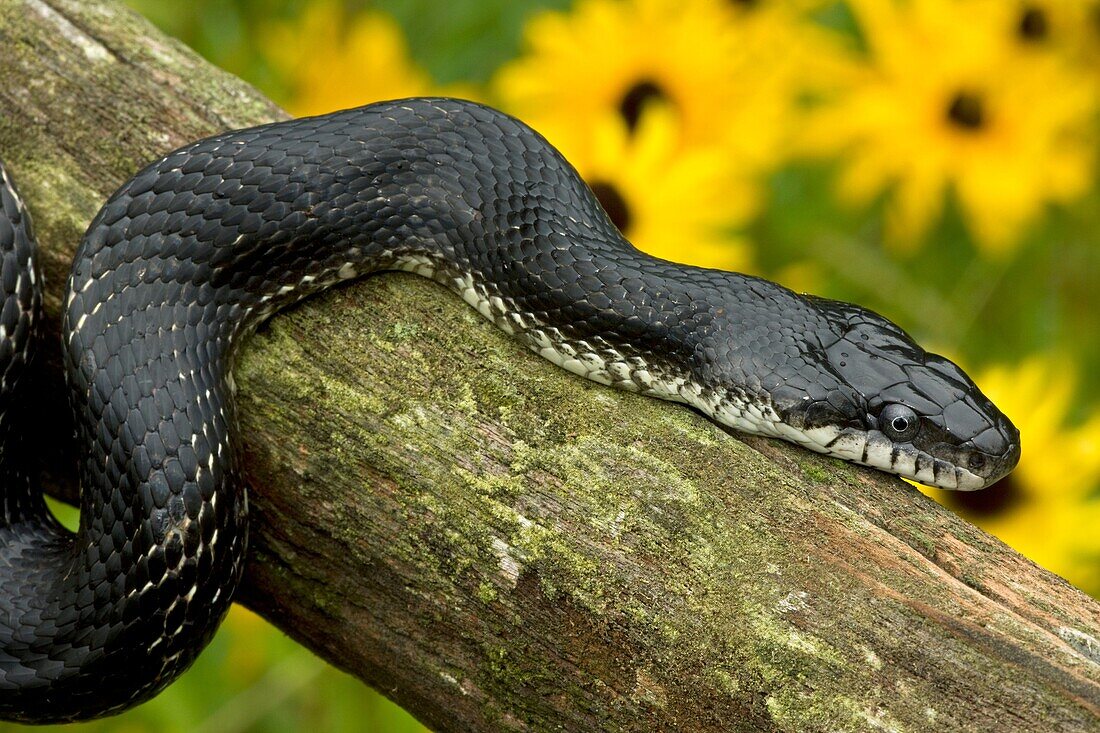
[816,427,989,490]
[703,396,992,490]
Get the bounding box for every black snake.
[0,98,1019,722]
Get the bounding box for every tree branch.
[2,1,1099,731]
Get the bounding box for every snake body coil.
[0,99,1019,721]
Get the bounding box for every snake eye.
[879,403,920,441]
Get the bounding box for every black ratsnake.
[0,98,1019,722]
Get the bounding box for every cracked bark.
[2,1,1099,731]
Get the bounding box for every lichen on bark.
[1,1,1099,731]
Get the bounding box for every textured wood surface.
[1,1,1098,730]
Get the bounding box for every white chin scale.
[798,425,985,491]
[703,399,985,491]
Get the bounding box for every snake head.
[798,300,1021,490]
[695,285,1018,490]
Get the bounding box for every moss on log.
[0,0,285,493]
[1,1,1099,730]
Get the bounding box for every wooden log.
[1,1,1098,730]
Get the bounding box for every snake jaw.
[739,409,1013,491]
[809,418,1019,491]
[695,384,1010,490]
[799,301,1021,491]
[797,426,986,490]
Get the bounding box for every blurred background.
[10,0,1099,730]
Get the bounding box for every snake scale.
[0,98,1019,722]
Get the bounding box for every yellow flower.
[921,355,1100,597]
[262,2,477,117]
[541,106,756,271]
[494,0,852,271]
[801,0,1098,254]
[494,0,836,171]
[496,0,743,149]
[716,0,859,168]
[1002,0,1100,64]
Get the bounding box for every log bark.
[2,1,1099,731]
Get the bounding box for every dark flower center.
[944,476,1022,518]
[589,180,632,233]
[946,92,985,131]
[1018,6,1049,40]
[618,79,668,132]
